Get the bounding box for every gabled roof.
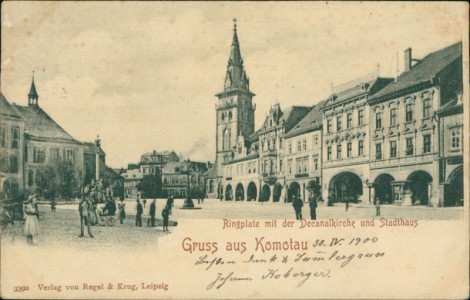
[284,99,328,138]
[0,92,23,120]
[370,42,462,102]
[11,104,79,143]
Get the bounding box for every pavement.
[1,198,463,251]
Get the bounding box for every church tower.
[215,19,256,175]
[28,71,39,107]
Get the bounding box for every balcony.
[225,177,232,181]
[295,173,309,178]
[262,172,277,184]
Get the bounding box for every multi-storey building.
[11,77,85,195]
[139,150,179,176]
[0,93,25,200]
[121,168,142,198]
[437,92,463,206]
[257,104,310,202]
[283,100,327,203]
[321,71,393,203]
[162,161,207,198]
[367,42,462,207]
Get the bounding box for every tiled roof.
[83,141,106,155]
[282,106,312,133]
[11,104,79,143]
[142,150,175,157]
[437,96,463,116]
[324,77,393,108]
[370,42,462,101]
[0,92,23,120]
[284,99,328,138]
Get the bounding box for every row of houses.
[207,23,464,207]
[0,78,122,201]
[120,150,208,199]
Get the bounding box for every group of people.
[134,197,173,232]
[292,191,383,220]
[292,192,321,221]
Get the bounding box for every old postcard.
[0,1,468,299]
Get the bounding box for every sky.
[1,2,466,168]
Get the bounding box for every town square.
[0,2,465,247]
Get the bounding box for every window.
[451,129,461,150]
[28,170,34,187]
[327,147,332,161]
[303,157,308,173]
[347,142,352,158]
[390,141,397,158]
[288,159,293,174]
[358,140,364,156]
[279,159,284,172]
[50,148,60,159]
[375,112,382,129]
[65,149,75,161]
[297,141,302,152]
[423,135,431,154]
[33,147,45,163]
[358,110,364,126]
[347,112,353,129]
[11,126,19,149]
[375,143,382,160]
[423,97,432,118]
[327,119,332,133]
[406,138,414,156]
[288,142,292,154]
[390,108,397,126]
[337,144,342,159]
[336,115,342,131]
[313,136,318,147]
[406,104,414,122]
[302,139,307,151]
[296,158,302,173]
[0,125,6,147]
[313,156,319,171]
[9,156,18,173]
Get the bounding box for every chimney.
[404,48,412,72]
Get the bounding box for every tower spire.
[224,19,249,91]
[28,70,39,107]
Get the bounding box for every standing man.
[292,195,304,220]
[162,205,170,232]
[345,194,350,212]
[375,197,381,217]
[135,199,143,227]
[309,192,318,220]
[149,199,156,227]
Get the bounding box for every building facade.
[321,71,393,203]
[367,43,462,207]
[0,93,25,200]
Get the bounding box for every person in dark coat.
[162,206,170,232]
[309,193,318,220]
[292,195,304,220]
[148,199,156,227]
[135,199,143,227]
[118,199,126,224]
